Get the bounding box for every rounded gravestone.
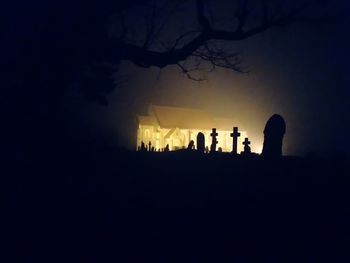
[262,114,286,157]
[196,132,205,153]
[187,140,195,150]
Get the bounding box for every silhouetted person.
[164,144,169,152]
[187,140,194,150]
[140,141,146,152]
[262,114,286,157]
[196,132,205,153]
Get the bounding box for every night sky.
[3,2,350,260]
[4,0,350,157]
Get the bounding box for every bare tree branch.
[171,30,201,50]
[111,0,329,77]
[176,62,205,81]
[192,42,246,73]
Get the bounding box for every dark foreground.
[3,148,350,262]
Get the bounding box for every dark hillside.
[3,148,349,262]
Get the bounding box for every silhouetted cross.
[243,137,250,147]
[211,128,218,138]
[210,128,218,152]
[230,127,240,154]
[243,137,251,154]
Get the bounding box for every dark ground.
[2,146,349,262]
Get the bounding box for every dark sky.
[61,0,350,156]
[4,0,350,157]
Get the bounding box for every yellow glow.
[136,105,255,153]
[137,125,248,152]
[251,142,263,154]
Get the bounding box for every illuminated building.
[137,105,247,152]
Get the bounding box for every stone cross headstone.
[230,127,241,154]
[262,114,286,157]
[242,137,251,154]
[196,132,205,153]
[210,128,218,153]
